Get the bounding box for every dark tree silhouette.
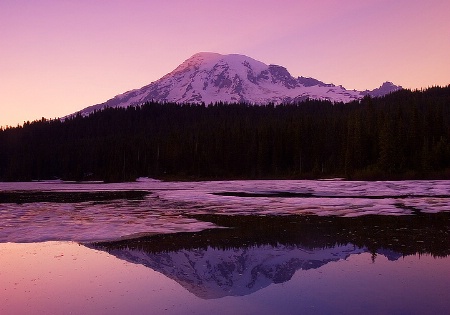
[0,86,449,181]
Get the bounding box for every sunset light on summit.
[1,0,449,127]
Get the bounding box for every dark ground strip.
[213,191,450,199]
[0,190,151,203]
[91,211,450,258]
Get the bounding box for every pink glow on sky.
[1,0,449,127]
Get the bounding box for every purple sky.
[1,0,449,127]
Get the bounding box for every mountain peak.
[180,52,224,67]
[364,81,403,97]
[168,52,222,76]
[75,52,402,116]
[190,51,223,59]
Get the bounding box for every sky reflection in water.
[1,241,449,315]
[1,180,449,314]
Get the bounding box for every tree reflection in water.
[89,212,450,299]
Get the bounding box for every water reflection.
[90,212,450,299]
[92,242,364,299]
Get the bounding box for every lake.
[1,179,449,314]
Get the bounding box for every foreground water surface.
[1,179,449,314]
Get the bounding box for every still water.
[1,179,449,314]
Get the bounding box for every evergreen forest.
[1,86,450,182]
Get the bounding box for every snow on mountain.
[76,52,402,116]
[103,244,365,299]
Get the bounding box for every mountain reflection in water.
[89,212,450,299]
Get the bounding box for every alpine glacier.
[77,52,402,116]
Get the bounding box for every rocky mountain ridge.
[76,52,402,116]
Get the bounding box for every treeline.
[93,212,450,258]
[1,86,450,182]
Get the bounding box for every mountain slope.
[77,52,402,116]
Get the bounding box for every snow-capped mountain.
[98,244,365,299]
[76,52,402,116]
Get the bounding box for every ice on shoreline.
[1,179,449,242]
